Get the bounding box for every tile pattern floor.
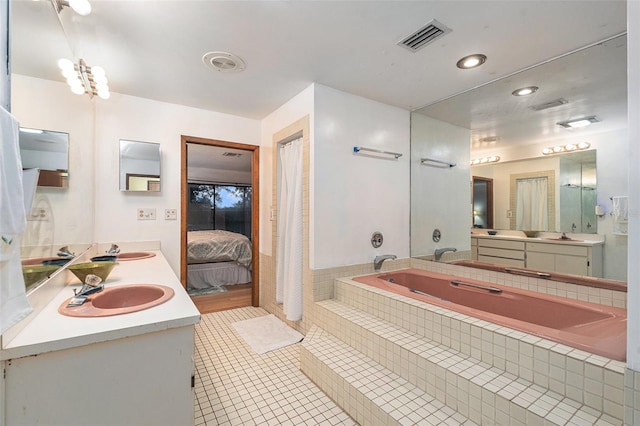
[194,307,357,425]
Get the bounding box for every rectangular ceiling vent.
[398,19,452,52]
[529,98,569,111]
[222,152,242,157]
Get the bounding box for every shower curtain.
[516,177,549,231]
[276,138,303,321]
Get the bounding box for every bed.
[186,230,252,293]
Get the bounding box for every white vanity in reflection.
[471,234,604,277]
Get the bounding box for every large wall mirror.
[19,127,69,188]
[119,140,161,192]
[410,34,627,281]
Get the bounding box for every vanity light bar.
[542,142,590,155]
[470,155,500,166]
[57,58,110,100]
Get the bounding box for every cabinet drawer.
[478,239,525,251]
[526,242,588,256]
[471,238,478,247]
[477,247,526,260]
[478,255,525,267]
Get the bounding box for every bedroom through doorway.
[181,136,259,314]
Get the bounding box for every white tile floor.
[194,307,357,425]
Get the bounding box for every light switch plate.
[138,208,156,220]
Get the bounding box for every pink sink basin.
[116,252,156,261]
[59,284,174,317]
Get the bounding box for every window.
[188,183,252,238]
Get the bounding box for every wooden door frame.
[472,176,494,229]
[181,135,260,307]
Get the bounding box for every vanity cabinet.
[475,238,526,267]
[526,241,602,277]
[470,236,603,277]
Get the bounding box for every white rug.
[231,314,304,355]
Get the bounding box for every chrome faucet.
[57,246,75,258]
[374,254,397,271]
[67,275,104,307]
[106,244,121,255]
[434,247,457,261]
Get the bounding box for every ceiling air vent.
[398,19,452,52]
[529,98,569,111]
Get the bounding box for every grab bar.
[450,280,502,294]
[504,267,552,279]
[409,288,449,302]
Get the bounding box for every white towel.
[0,106,32,334]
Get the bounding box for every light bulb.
[93,73,108,85]
[542,148,553,155]
[90,66,105,78]
[61,68,78,79]
[66,76,82,87]
[57,58,75,71]
[71,85,85,95]
[95,82,109,93]
[578,142,591,149]
[553,146,564,153]
[565,144,577,151]
[97,89,110,100]
[68,0,92,16]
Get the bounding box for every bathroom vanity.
[0,247,200,426]
[471,235,604,277]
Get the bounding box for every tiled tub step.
[332,277,625,422]
[314,299,622,426]
[301,325,477,426]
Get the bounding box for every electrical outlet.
[165,209,177,220]
[138,208,156,220]
[507,210,513,218]
[28,208,48,221]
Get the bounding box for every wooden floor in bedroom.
[191,283,252,314]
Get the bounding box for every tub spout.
[434,247,457,261]
[374,254,397,271]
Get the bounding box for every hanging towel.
[276,138,303,321]
[0,106,33,334]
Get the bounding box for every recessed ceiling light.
[456,54,487,69]
[557,116,600,129]
[202,51,246,73]
[512,86,539,96]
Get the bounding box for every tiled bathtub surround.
[302,273,625,425]
[624,368,640,426]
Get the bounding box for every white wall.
[12,75,95,254]
[260,84,314,255]
[411,114,471,257]
[93,93,260,275]
[314,85,410,269]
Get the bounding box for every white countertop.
[471,234,604,246]
[1,250,200,360]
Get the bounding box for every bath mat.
[231,314,304,355]
[187,286,227,297]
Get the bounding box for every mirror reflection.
[19,127,69,188]
[411,34,627,281]
[119,140,161,192]
[473,150,597,233]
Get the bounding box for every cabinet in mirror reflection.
[119,140,161,192]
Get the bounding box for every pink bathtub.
[353,268,626,361]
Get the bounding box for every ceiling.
[415,34,627,154]
[11,1,627,123]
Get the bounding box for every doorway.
[181,135,259,314]
[472,176,494,229]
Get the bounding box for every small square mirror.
[119,139,161,192]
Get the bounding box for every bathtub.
[352,268,626,361]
